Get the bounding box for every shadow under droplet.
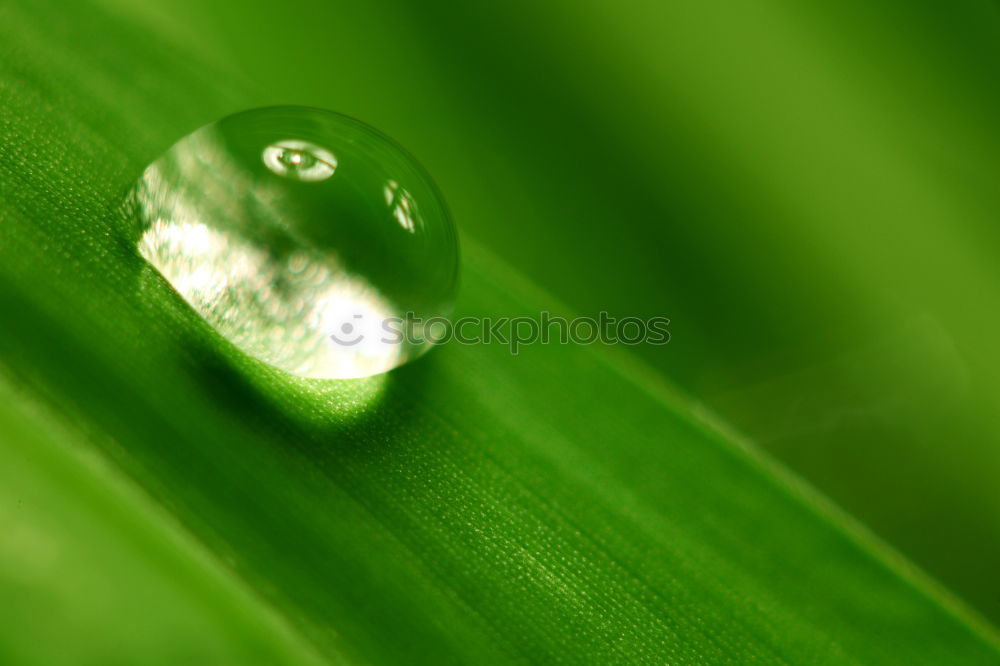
[173,311,435,459]
[124,227,431,462]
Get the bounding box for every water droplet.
[127,106,458,379]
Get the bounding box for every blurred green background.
[170,0,1000,620]
[2,0,1000,662]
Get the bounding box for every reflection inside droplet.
[384,180,419,233]
[261,139,337,182]
[127,106,458,380]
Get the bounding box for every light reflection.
[262,139,337,182]
[138,218,402,379]
[383,179,419,233]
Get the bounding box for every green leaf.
[0,376,327,666]
[0,0,998,664]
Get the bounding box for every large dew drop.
[128,106,458,379]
